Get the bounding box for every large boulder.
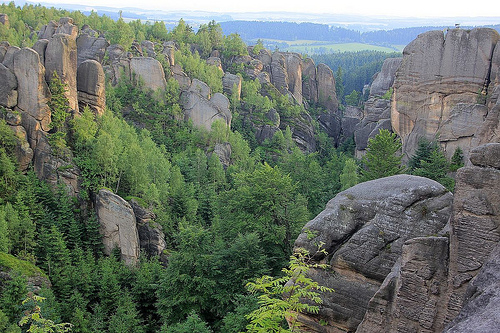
[130,199,166,258]
[285,52,303,104]
[294,174,453,332]
[222,72,242,100]
[181,80,231,131]
[129,57,167,92]
[391,28,500,160]
[77,59,106,115]
[95,189,140,266]
[316,63,338,112]
[357,236,450,333]
[270,52,288,95]
[369,57,401,96]
[302,57,318,104]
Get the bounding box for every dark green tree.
[360,129,405,182]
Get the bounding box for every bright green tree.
[360,129,405,182]
[18,294,72,333]
[245,247,333,333]
[339,158,359,190]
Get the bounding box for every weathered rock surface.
[316,63,338,112]
[0,63,17,108]
[181,80,231,131]
[369,57,401,97]
[392,28,500,160]
[45,33,78,112]
[222,72,242,100]
[76,32,109,66]
[2,45,20,69]
[77,59,106,115]
[443,143,500,323]
[96,189,140,266]
[294,174,453,332]
[357,237,450,333]
[13,47,51,139]
[444,242,500,333]
[130,199,166,258]
[129,57,167,92]
[0,13,9,28]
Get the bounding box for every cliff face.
[391,28,500,161]
[293,143,500,333]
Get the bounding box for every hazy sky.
[29,0,500,18]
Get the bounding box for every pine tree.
[360,129,405,182]
[340,158,359,191]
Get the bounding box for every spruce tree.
[360,129,405,182]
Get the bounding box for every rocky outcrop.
[0,62,17,108]
[391,28,500,160]
[38,17,78,40]
[293,174,453,332]
[130,199,166,258]
[347,143,500,333]
[181,79,231,131]
[13,47,51,144]
[45,33,78,112]
[96,189,140,266]
[444,242,500,333]
[130,57,167,92]
[443,143,500,323]
[317,63,338,113]
[222,72,242,100]
[353,57,401,157]
[357,236,450,333]
[0,13,9,28]
[77,59,106,115]
[76,30,109,66]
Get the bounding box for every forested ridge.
[0,2,463,332]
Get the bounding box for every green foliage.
[345,90,360,106]
[222,33,249,59]
[360,129,405,182]
[381,87,393,100]
[245,247,333,332]
[161,312,213,333]
[449,147,464,172]
[18,294,72,333]
[411,142,455,191]
[107,18,134,50]
[339,158,359,190]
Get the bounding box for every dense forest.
[0,2,464,332]
[220,21,500,47]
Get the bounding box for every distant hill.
[221,21,500,47]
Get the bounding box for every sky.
[18,0,500,18]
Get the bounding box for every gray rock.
[140,40,156,58]
[369,57,401,96]
[2,45,20,70]
[130,199,166,258]
[76,33,109,66]
[0,63,18,108]
[285,52,303,104]
[357,237,450,333]
[96,189,140,266]
[302,57,318,104]
[469,142,500,169]
[222,72,242,100]
[32,39,49,65]
[77,60,106,115]
[444,243,500,333]
[316,63,338,112]
[45,33,78,112]
[130,57,167,92]
[294,174,453,332]
[0,13,9,28]
[13,47,51,133]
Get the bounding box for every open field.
[254,39,404,54]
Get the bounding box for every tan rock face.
[392,28,500,160]
[129,57,167,92]
[45,33,79,112]
[77,60,106,115]
[13,47,51,137]
[0,63,18,108]
[316,63,338,112]
[96,189,140,266]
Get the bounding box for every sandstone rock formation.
[336,143,500,333]
[76,30,109,66]
[294,174,453,332]
[77,59,106,115]
[222,72,242,100]
[0,62,18,108]
[129,57,167,92]
[45,33,78,112]
[130,199,166,258]
[181,79,231,131]
[96,189,140,266]
[391,28,500,160]
[354,57,401,157]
